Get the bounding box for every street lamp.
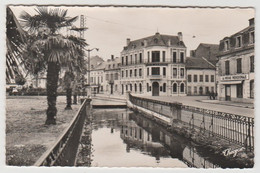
[86,48,99,97]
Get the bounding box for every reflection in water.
[77,109,221,168]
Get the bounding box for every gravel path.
[6,96,82,166]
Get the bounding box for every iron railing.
[34,98,92,166]
[129,94,254,151]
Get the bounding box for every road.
[135,95,254,118]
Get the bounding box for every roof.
[90,56,105,69]
[186,57,215,70]
[92,61,106,70]
[123,32,185,51]
[193,43,219,65]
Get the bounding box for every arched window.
[163,83,166,92]
[173,83,177,93]
[134,83,137,92]
[180,83,185,93]
[139,83,142,92]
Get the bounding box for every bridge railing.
[34,98,92,166]
[129,94,254,151]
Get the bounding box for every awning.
[219,80,242,85]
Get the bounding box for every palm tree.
[20,7,88,125]
[6,7,26,84]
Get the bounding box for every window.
[194,86,197,94]
[236,58,242,73]
[163,67,166,76]
[139,53,143,63]
[187,86,191,95]
[115,73,118,80]
[193,75,198,82]
[134,83,137,92]
[180,68,184,77]
[130,84,132,91]
[135,54,137,64]
[205,75,209,82]
[250,56,254,72]
[180,83,184,93]
[250,31,255,44]
[108,65,111,69]
[225,61,230,75]
[147,83,149,92]
[130,70,132,77]
[121,71,124,78]
[173,83,177,92]
[180,52,184,63]
[121,56,124,65]
[130,55,133,64]
[160,86,162,92]
[126,56,128,65]
[113,64,115,68]
[152,67,160,75]
[205,87,209,94]
[236,36,242,48]
[211,75,214,82]
[134,69,137,77]
[139,83,142,92]
[152,51,160,62]
[237,84,243,98]
[211,87,214,92]
[224,40,230,51]
[147,52,150,62]
[173,68,177,78]
[147,68,149,76]
[139,69,142,77]
[200,75,203,82]
[163,83,166,92]
[250,80,254,98]
[106,74,109,80]
[173,52,177,63]
[126,70,128,77]
[188,75,192,82]
[126,85,128,91]
[162,51,166,62]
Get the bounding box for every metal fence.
[34,98,92,166]
[129,94,254,151]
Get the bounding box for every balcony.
[147,75,164,80]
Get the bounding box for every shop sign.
[220,74,248,81]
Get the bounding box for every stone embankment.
[127,100,254,168]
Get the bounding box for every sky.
[10,5,254,60]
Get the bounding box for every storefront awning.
[219,80,242,85]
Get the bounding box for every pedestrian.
[212,91,215,100]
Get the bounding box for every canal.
[76,108,240,168]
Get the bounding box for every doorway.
[225,85,231,101]
[152,82,159,96]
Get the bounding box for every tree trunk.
[73,93,77,104]
[45,62,60,125]
[65,88,72,110]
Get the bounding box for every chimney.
[249,18,254,26]
[190,50,195,57]
[178,32,183,42]
[126,38,130,46]
[111,55,114,60]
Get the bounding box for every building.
[186,43,218,96]
[217,18,254,103]
[90,61,105,94]
[120,32,187,96]
[104,55,121,95]
[186,57,216,96]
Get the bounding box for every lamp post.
[86,48,99,97]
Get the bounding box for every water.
[76,108,223,168]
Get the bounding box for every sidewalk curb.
[196,100,254,109]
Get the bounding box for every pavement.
[93,94,254,118]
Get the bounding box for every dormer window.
[224,39,230,51]
[249,31,254,44]
[141,42,144,46]
[154,38,158,43]
[236,36,242,48]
